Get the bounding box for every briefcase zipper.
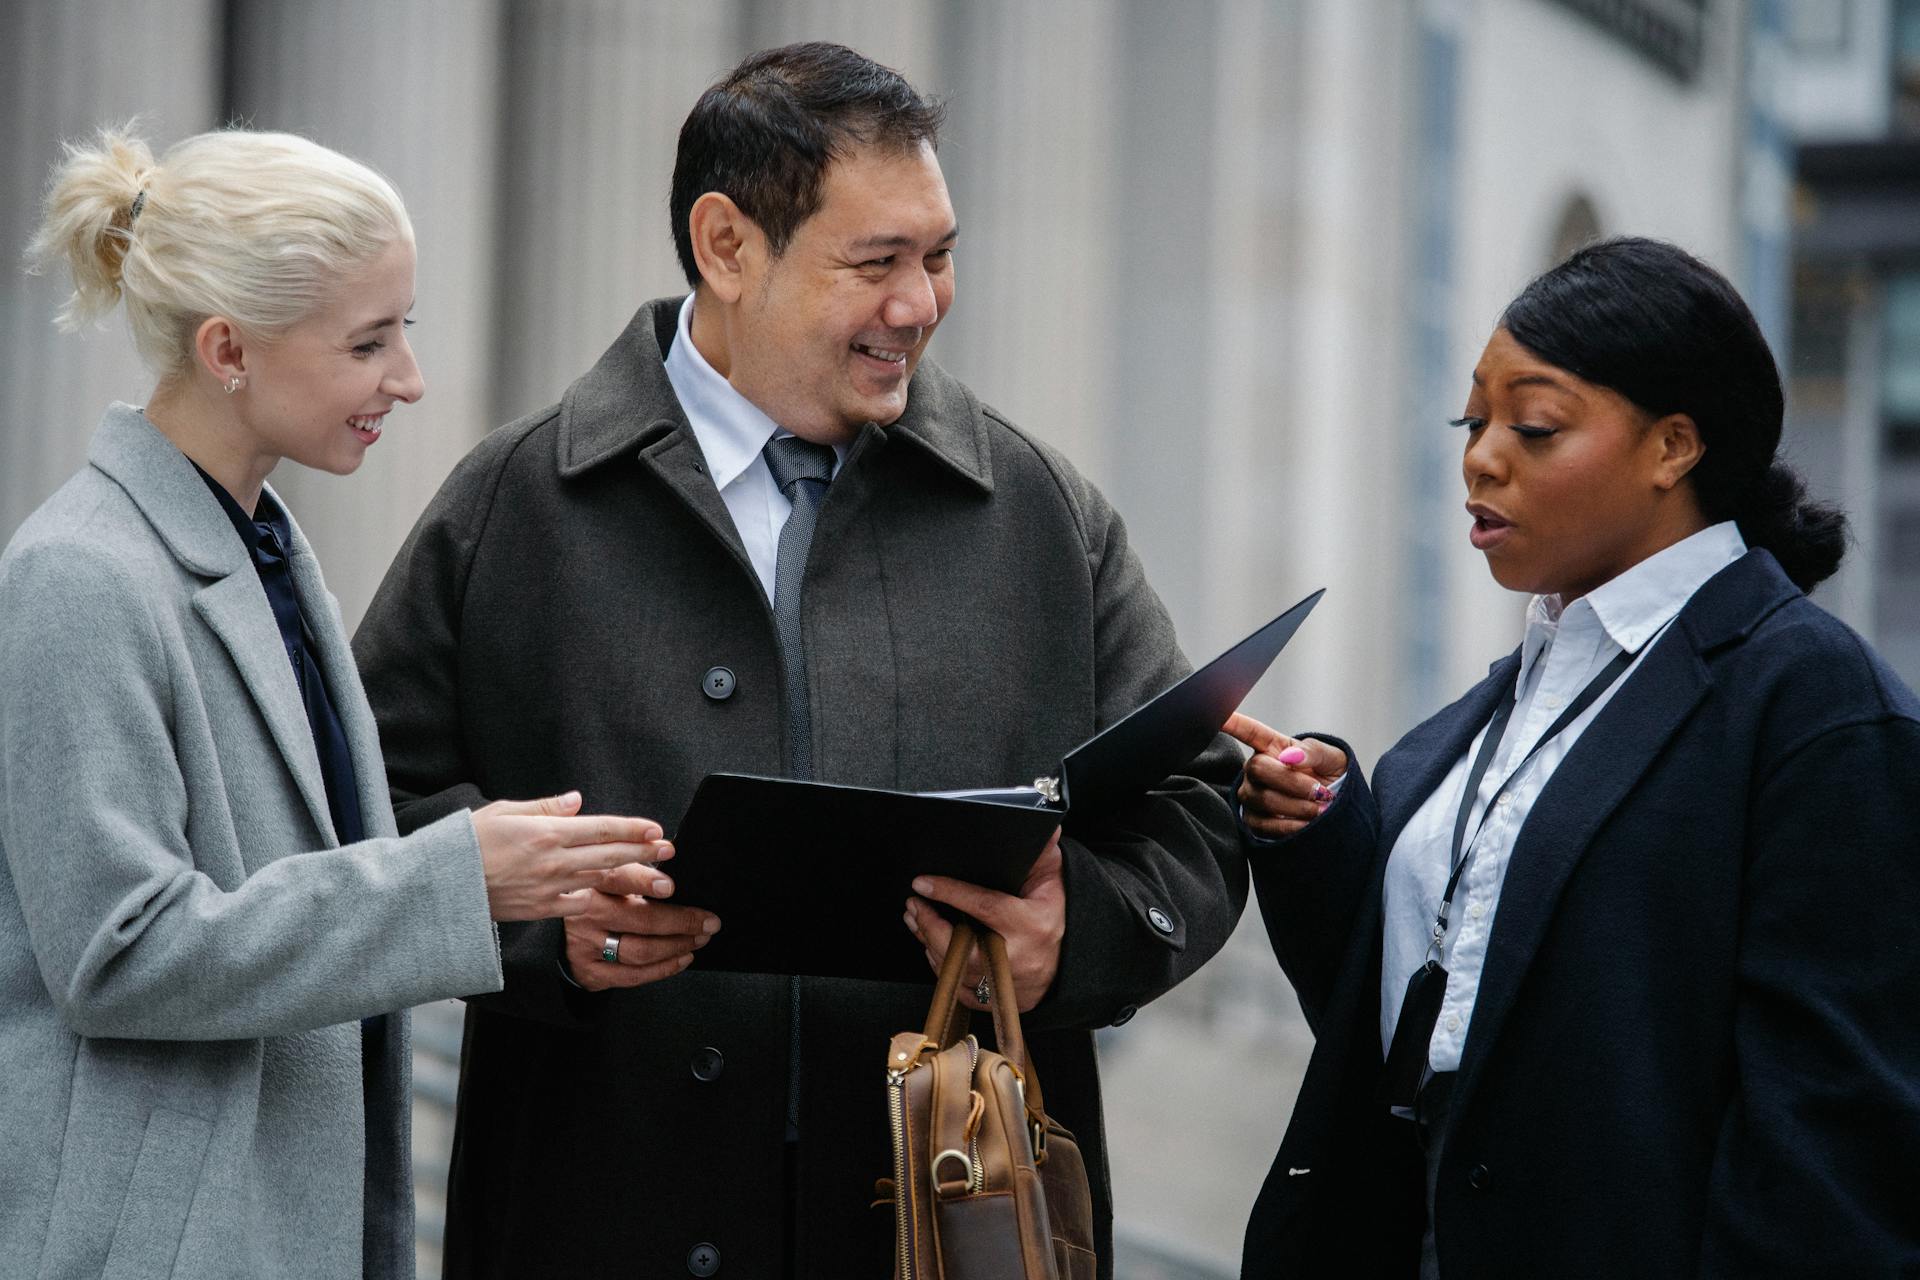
[965,1038,985,1194]
[889,1067,913,1280]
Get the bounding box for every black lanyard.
[1425,644,1639,955]
[1380,640,1642,1109]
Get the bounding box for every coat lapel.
[1376,656,1518,850]
[1451,554,1798,1111]
[556,298,759,585]
[87,405,340,845]
[634,426,759,580]
[1309,662,1516,1082]
[191,577,338,844]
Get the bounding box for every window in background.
[1542,0,1708,80]
[1548,192,1604,265]
[1896,0,1920,134]
[1786,0,1851,55]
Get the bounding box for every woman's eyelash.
[1449,416,1485,430]
[1511,424,1556,439]
[352,320,413,356]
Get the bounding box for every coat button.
[1110,1005,1137,1027]
[1147,907,1174,934]
[702,667,736,701]
[687,1242,720,1276]
[691,1046,724,1082]
[1468,1164,1491,1190]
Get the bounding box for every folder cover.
[669,588,1324,981]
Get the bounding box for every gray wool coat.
[354,297,1252,1279]
[0,404,503,1280]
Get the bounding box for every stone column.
[225,0,504,629]
[1272,0,1418,752]
[923,0,1125,525]
[1,0,221,544]
[744,0,940,86]
[489,0,740,426]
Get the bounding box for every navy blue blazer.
[1242,550,1920,1278]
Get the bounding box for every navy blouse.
[193,465,365,846]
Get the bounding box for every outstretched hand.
[1223,714,1347,840]
[471,791,673,921]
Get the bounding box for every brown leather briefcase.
[876,919,1096,1279]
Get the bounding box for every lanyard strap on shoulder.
[1429,644,1639,948]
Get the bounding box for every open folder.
[668,588,1324,982]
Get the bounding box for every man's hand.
[562,860,722,992]
[1223,712,1348,840]
[904,830,1065,1013]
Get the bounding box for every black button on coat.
[355,298,1249,1280]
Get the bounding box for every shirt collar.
[189,460,292,563]
[661,294,848,487]
[1520,521,1747,680]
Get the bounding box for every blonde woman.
[0,128,679,1279]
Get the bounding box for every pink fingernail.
[1278,747,1307,766]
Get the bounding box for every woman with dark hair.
[1232,237,1920,1278]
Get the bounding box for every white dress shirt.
[661,293,846,606]
[1379,521,1747,1076]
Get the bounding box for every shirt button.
[1147,907,1175,935]
[687,1242,720,1276]
[1468,1164,1491,1190]
[702,666,736,701]
[1445,1014,1462,1033]
[1495,794,1513,811]
[1467,902,1485,920]
[1540,694,1564,711]
[690,1046,724,1082]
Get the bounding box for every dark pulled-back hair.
[670,42,944,288]
[1500,236,1847,591]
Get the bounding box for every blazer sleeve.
[1245,736,1381,1036]
[1698,712,1920,1273]
[0,538,502,1042]
[1026,482,1251,1032]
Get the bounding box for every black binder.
[668,588,1324,981]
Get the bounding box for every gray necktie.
[763,435,837,1145]
[763,435,835,780]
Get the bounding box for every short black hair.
[670,42,945,288]
[1499,236,1847,591]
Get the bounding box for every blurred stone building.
[5,1,1906,1275]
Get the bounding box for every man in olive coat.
[355,42,1246,1279]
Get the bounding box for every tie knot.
[763,435,835,494]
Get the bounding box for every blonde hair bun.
[27,124,412,378]
[27,125,156,334]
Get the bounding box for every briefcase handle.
[920,918,1051,1128]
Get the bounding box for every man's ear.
[1651,412,1705,492]
[688,193,761,304]
[194,316,249,389]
